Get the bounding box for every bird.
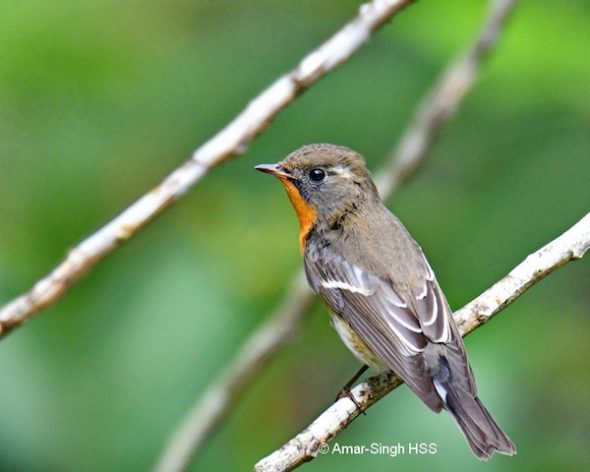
[255,143,516,460]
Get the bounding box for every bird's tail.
[440,379,516,460]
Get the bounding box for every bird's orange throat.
[279,178,318,253]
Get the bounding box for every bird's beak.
[255,163,295,180]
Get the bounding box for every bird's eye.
[309,167,326,182]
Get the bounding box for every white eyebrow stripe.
[330,165,354,179]
[321,279,373,296]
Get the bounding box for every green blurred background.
[1,1,589,471]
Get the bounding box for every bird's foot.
[335,386,366,415]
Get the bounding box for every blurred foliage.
[1,1,589,471]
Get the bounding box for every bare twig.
[375,0,517,197]
[153,2,517,471]
[254,212,590,472]
[0,0,412,337]
[154,273,315,472]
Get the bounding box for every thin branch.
[0,0,412,337]
[375,0,517,197]
[153,1,517,471]
[153,273,315,472]
[254,212,590,472]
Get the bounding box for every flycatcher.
[256,143,516,460]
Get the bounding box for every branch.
[254,212,590,472]
[153,273,315,472]
[153,1,517,471]
[0,0,412,337]
[375,0,517,197]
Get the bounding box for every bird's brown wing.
[304,242,474,411]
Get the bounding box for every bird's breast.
[328,310,386,369]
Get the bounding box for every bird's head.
[256,144,379,249]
